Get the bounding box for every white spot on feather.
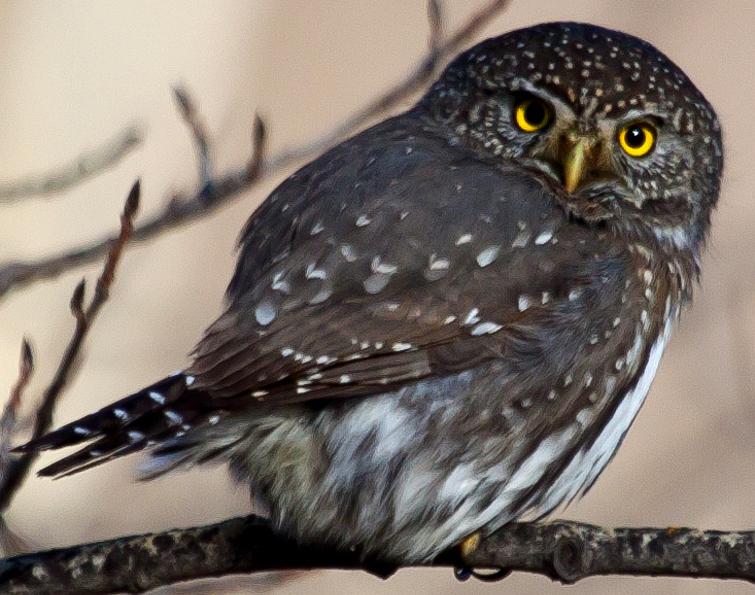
[471,321,503,336]
[255,299,277,326]
[428,254,450,270]
[340,244,357,262]
[512,229,530,248]
[149,391,165,405]
[463,308,480,325]
[164,410,183,425]
[476,246,500,268]
[305,263,328,280]
[364,273,391,294]
[372,256,397,275]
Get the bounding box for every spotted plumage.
[20,22,722,562]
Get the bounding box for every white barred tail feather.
[15,374,213,479]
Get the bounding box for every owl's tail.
[15,373,220,479]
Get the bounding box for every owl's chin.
[558,193,615,224]
[560,181,632,223]
[521,161,620,224]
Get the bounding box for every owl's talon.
[468,568,512,582]
[454,567,472,581]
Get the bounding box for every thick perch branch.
[0,0,509,301]
[0,516,752,593]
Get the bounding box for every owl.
[21,22,723,563]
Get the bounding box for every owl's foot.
[453,531,511,583]
[453,532,481,581]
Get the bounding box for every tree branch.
[0,0,509,302]
[172,86,212,187]
[0,516,752,594]
[0,341,34,489]
[0,182,140,514]
[0,126,144,204]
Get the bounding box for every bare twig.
[0,516,752,594]
[0,0,509,302]
[244,114,267,181]
[172,86,212,187]
[0,126,144,204]
[427,0,445,56]
[0,344,35,557]
[0,181,140,513]
[0,341,34,478]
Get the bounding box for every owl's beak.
[561,136,595,194]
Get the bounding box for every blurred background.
[0,1,753,593]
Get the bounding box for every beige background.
[0,1,753,593]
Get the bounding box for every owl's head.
[421,22,723,253]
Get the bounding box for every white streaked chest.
[537,313,676,513]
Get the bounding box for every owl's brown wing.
[189,115,628,406]
[23,115,630,478]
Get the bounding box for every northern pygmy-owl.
[22,22,723,563]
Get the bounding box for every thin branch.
[0,181,140,513]
[0,341,34,480]
[0,516,752,594]
[427,0,445,56]
[0,0,509,302]
[172,86,212,187]
[0,126,144,204]
[244,114,267,181]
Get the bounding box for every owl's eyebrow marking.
[509,77,573,114]
[614,108,666,127]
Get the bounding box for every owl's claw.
[454,567,473,581]
[453,531,511,582]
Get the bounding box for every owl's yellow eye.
[514,98,550,133]
[618,122,657,158]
